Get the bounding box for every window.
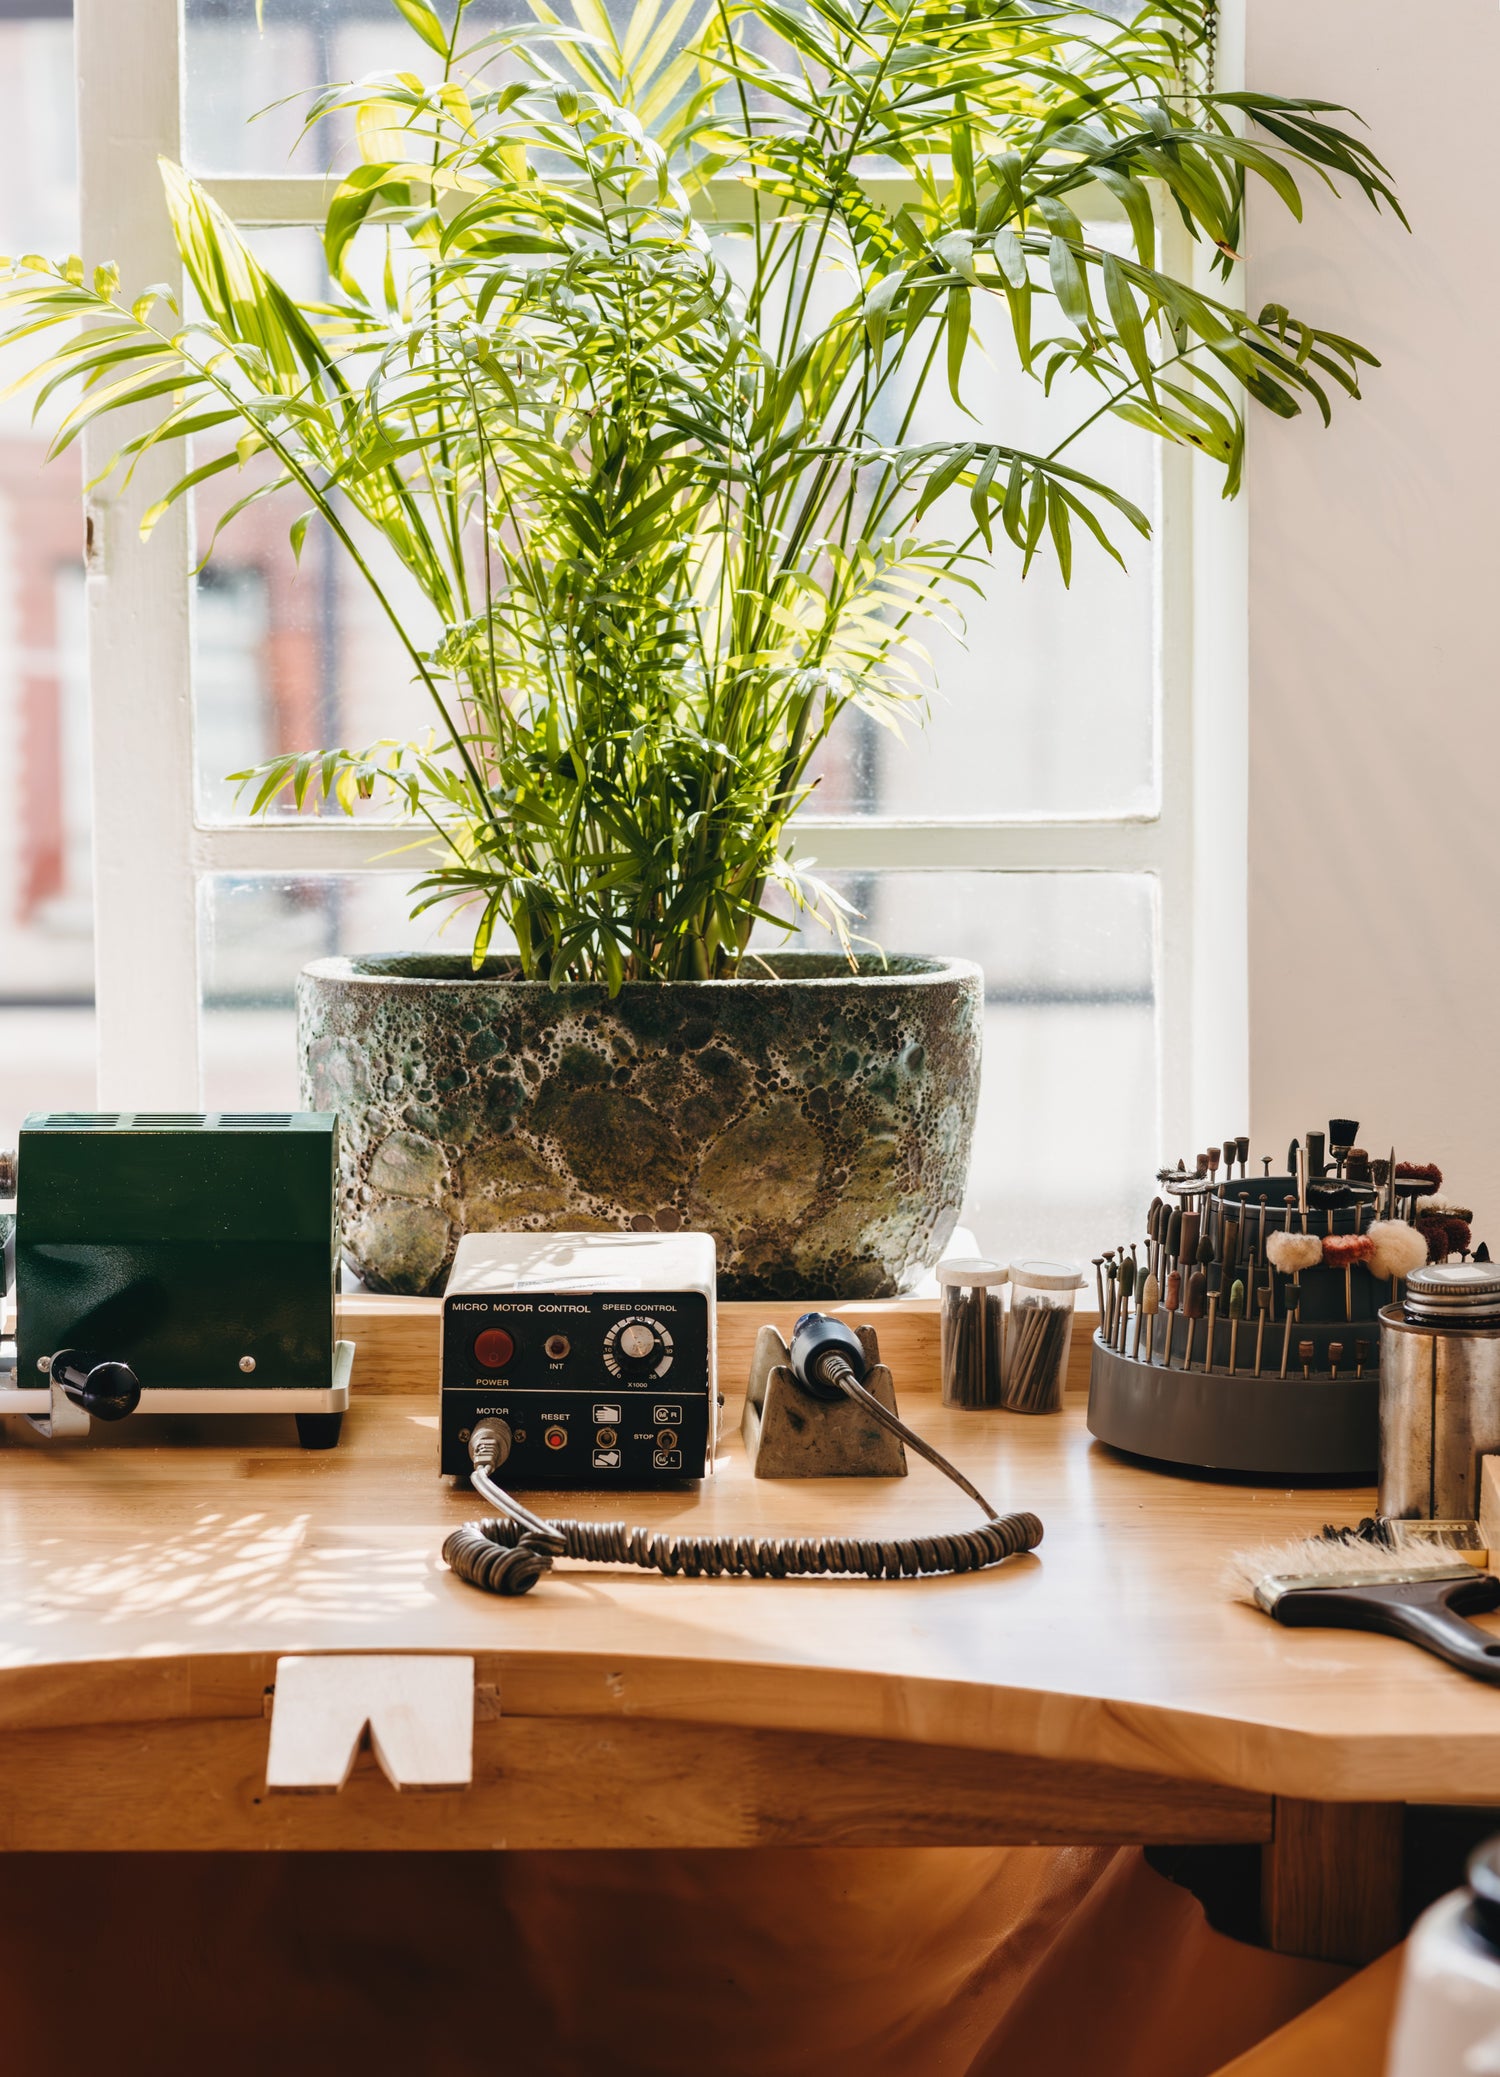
[1,0,1247,1267]
[0,4,92,1147]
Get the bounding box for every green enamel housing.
[14,1112,339,1391]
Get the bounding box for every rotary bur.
[1253,1282,1271,1377]
[1115,1255,1135,1352]
[1186,1270,1208,1371]
[1135,1272,1158,1361]
[1227,1278,1245,1374]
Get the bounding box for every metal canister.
[1379,1263,1500,1520]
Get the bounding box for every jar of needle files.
[938,1258,1008,1409]
[1002,1261,1086,1415]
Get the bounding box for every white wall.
[1245,0,1500,1236]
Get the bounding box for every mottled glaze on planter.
[298,952,982,1300]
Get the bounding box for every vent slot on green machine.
[0,1113,351,1447]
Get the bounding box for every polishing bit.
[1135,1272,1158,1362]
[1280,1292,1300,1381]
[1186,1270,1207,1371]
[1164,1269,1181,1367]
[1227,1279,1245,1374]
[1253,1284,1271,1377]
[1116,1256,1135,1351]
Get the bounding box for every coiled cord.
[444,1367,1043,1598]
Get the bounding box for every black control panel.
[440,1287,713,1483]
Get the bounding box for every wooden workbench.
[0,1299,1489,1967]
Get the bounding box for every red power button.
[473,1328,515,1369]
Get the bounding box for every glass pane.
[189,223,1155,825]
[200,873,460,1109]
[801,235,1158,821]
[0,16,95,1149]
[754,871,1158,1265]
[190,225,440,820]
[183,0,522,177]
[201,868,1156,1269]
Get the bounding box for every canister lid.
[1010,1259,1087,1292]
[936,1257,1008,1288]
[1403,1262,1500,1322]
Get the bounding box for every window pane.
[190,228,440,820]
[188,218,1156,824]
[201,867,1156,1269]
[183,0,522,177]
[755,871,1158,1265]
[200,872,458,1109]
[0,17,94,1149]
[800,237,1158,821]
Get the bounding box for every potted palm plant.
[0,0,1397,1294]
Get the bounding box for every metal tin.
[1379,1303,1500,1520]
[1402,1262,1500,1324]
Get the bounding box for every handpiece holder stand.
[741,1323,907,1480]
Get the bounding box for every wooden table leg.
[1262,1797,1404,1963]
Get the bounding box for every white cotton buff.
[1367,1220,1429,1280]
[1266,1230,1323,1272]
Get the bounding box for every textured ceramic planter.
[298,951,982,1300]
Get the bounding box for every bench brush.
[1227,1531,1500,1685]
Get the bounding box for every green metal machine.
[0,1112,351,1447]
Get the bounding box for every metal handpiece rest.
[741,1320,907,1479]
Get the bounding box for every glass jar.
[937,1258,1008,1409]
[1001,1260,1086,1414]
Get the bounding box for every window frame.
[75,0,1248,1157]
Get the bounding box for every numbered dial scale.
[603,1317,675,1380]
[439,1231,717,1485]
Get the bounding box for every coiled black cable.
[444,1488,1043,1595]
[444,1323,1043,1598]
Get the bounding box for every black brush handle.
[1275,1573,1500,1684]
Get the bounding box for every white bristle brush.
[1367,1219,1428,1285]
[1226,1533,1500,1684]
[1266,1230,1321,1273]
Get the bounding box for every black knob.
[50,1349,141,1422]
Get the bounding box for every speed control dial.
[602,1316,674,1380]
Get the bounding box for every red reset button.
[473,1328,515,1370]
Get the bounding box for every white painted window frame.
[75,0,1247,1155]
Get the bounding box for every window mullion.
[77,0,200,1108]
